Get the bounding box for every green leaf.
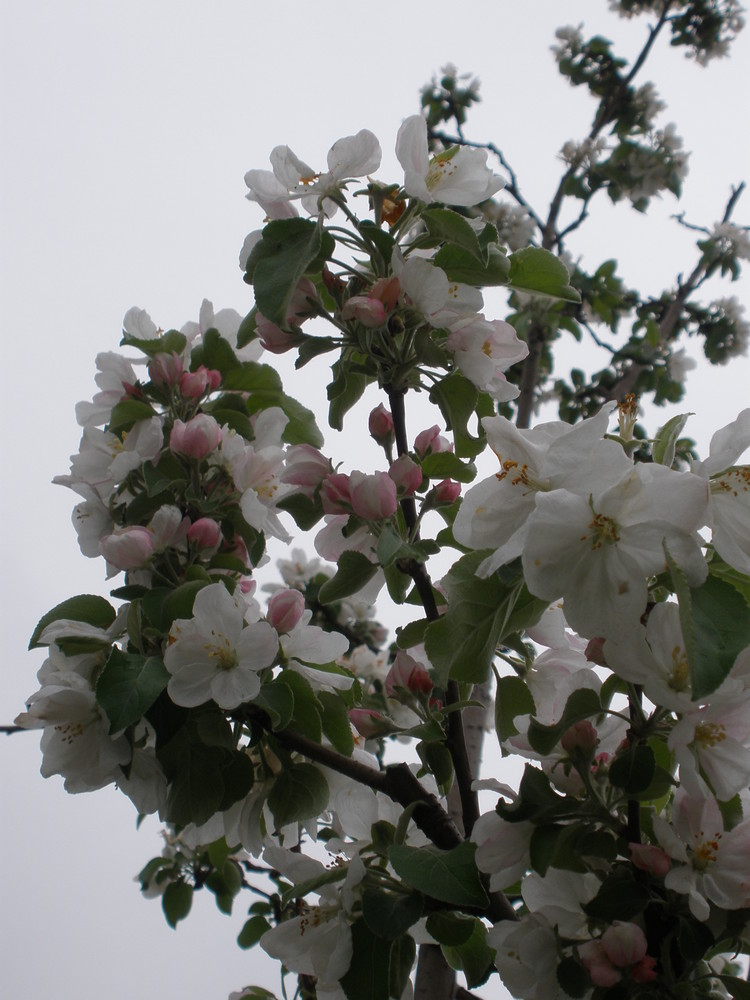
[557,957,591,999]
[318,550,379,604]
[417,741,454,794]
[327,354,371,431]
[276,493,324,531]
[652,412,691,467]
[389,935,416,1000]
[497,764,576,823]
[441,919,494,989]
[361,889,423,941]
[254,680,295,731]
[319,690,355,757]
[95,648,169,733]
[387,843,488,908]
[424,553,545,686]
[245,390,324,448]
[142,580,209,633]
[507,247,580,303]
[429,372,490,458]
[162,881,193,928]
[237,914,271,949]
[190,328,240,375]
[422,208,485,262]
[396,618,430,650]
[425,912,476,946]
[708,552,750,604]
[434,243,510,287]
[688,573,750,700]
[526,688,603,756]
[107,398,158,436]
[421,451,477,483]
[494,674,536,742]
[121,328,186,357]
[276,669,322,742]
[608,744,655,795]
[582,868,650,922]
[267,763,328,828]
[159,730,227,827]
[29,594,117,650]
[246,218,334,326]
[340,919,392,1000]
[280,863,349,907]
[295,335,339,368]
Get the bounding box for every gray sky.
[1,2,748,998]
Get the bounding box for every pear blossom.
[396,114,504,205]
[445,314,529,401]
[245,129,381,219]
[164,583,278,709]
[654,789,750,920]
[75,351,139,427]
[670,697,750,801]
[56,416,163,502]
[521,462,709,640]
[279,610,352,690]
[453,402,630,575]
[230,443,293,542]
[692,408,750,574]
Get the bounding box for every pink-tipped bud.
[169,414,222,459]
[282,444,331,498]
[349,708,392,739]
[321,473,352,514]
[148,351,184,387]
[561,720,599,756]
[369,276,401,312]
[433,479,461,505]
[341,295,387,328]
[631,955,658,983]
[368,404,394,447]
[99,526,155,570]
[179,366,222,399]
[255,315,300,354]
[389,455,422,496]
[578,941,621,988]
[629,843,671,878]
[350,471,398,520]
[414,425,451,458]
[267,589,306,634]
[188,517,222,550]
[385,651,434,698]
[601,922,648,969]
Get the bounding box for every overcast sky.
[1,2,748,998]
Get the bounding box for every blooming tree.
[12,2,750,998]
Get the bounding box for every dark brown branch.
[1,725,26,735]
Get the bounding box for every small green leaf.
[608,744,656,795]
[422,208,485,262]
[388,843,488,908]
[494,674,535,742]
[29,594,117,650]
[361,889,423,941]
[121,328,186,357]
[237,914,271,949]
[719,976,750,999]
[389,935,416,1000]
[557,957,590,999]
[429,372,490,458]
[107,399,158,436]
[162,880,193,928]
[267,763,328,828]
[318,550,379,604]
[441,919,494,989]
[95,648,169,733]
[689,574,750,700]
[652,413,691,467]
[319,690,355,756]
[507,247,580,303]
[425,911,476,946]
[246,218,334,326]
[434,243,510,287]
[582,868,650,921]
[421,452,476,483]
[255,680,295,730]
[396,618,430,649]
[340,919,392,1000]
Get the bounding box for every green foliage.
[267,763,329,828]
[318,551,379,604]
[95,648,169,733]
[29,594,117,650]
[387,843,488,908]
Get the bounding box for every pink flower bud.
[629,843,671,878]
[255,314,301,354]
[631,955,658,983]
[321,473,352,514]
[179,366,222,399]
[433,479,461,505]
[282,444,331,498]
[350,471,398,520]
[188,517,222,550]
[385,651,434,697]
[369,276,401,312]
[414,425,451,458]
[389,455,423,495]
[578,941,621,988]
[341,295,387,328]
[368,404,394,446]
[267,589,306,634]
[99,526,155,570]
[601,922,648,968]
[148,351,184,387]
[169,414,222,459]
[349,708,391,739]
[561,720,599,756]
